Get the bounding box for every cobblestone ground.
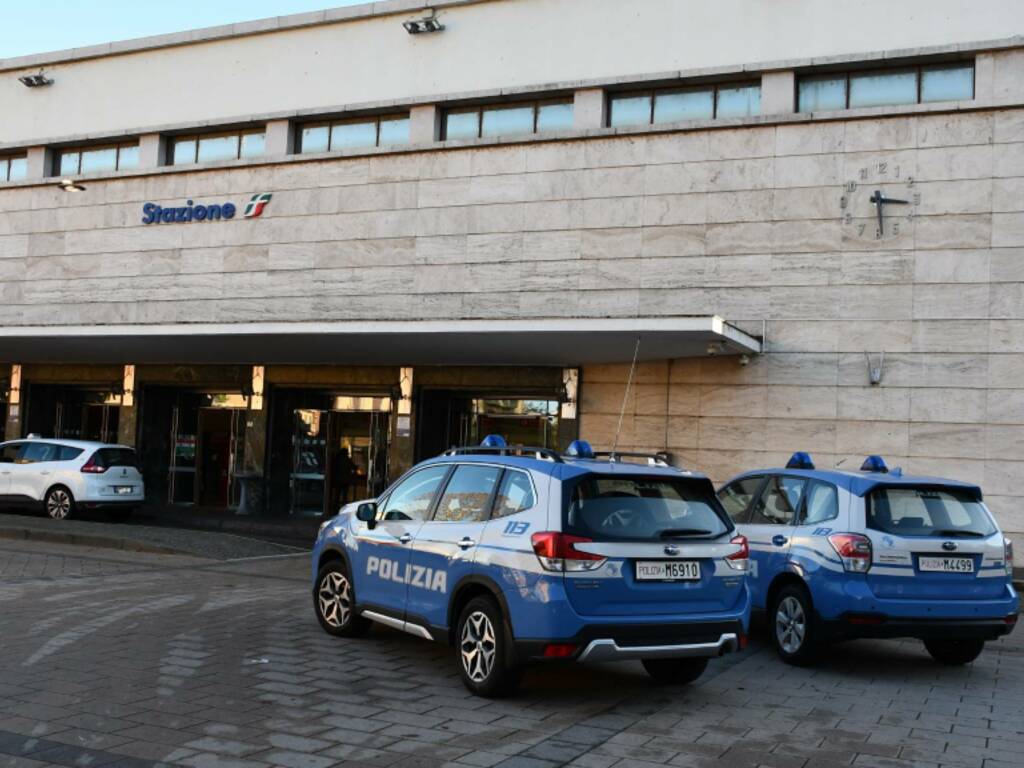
[0,540,1021,768]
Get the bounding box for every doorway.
[25,384,121,443]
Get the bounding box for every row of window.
[718,474,839,527]
[171,130,266,165]
[799,63,974,112]
[609,83,761,128]
[0,154,27,182]
[378,463,535,524]
[59,142,139,176]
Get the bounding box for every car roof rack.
[592,451,672,467]
[442,445,564,463]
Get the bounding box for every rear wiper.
[659,528,713,538]
[931,529,986,538]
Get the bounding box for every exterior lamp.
[18,72,53,88]
[122,365,135,408]
[398,367,413,415]
[8,364,21,406]
[403,11,444,34]
[58,179,85,192]
[250,365,265,411]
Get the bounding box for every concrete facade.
[1,0,1023,533]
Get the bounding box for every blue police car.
[312,436,751,696]
[718,453,1019,666]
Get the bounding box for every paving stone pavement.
[0,539,1021,768]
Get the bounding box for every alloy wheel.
[47,489,71,520]
[460,610,497,683]
[317,571,352,629]
[776,595,806,654]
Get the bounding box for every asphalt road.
[0,538,1021,768]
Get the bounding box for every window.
[493,470,536,518]
[20,443,58,463]
[867,487,996,538]
[750,476,806,525]
[443,99,574,140]
[717,476,764,524]
[171,129,266,165]
[0,443,23,463]
[434,465,501,523]
[379,465,450,522]
[0,155,27,182]
[58,142,138,175]
[89,448,137,469]
[798,62,974,112]
[298,114,410,153]
[57,446,84,462]
[609,83,760,127]
[802,482,838,525]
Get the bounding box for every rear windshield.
[91,448,138,469]
[565,475,732,541]
[867,486,997,538]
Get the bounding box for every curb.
[0,527,185,556]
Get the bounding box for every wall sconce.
[122,365,136,408]
[250,365,265,411]
[561,368,579,420]
[398,367,413,415]
[8,364,21,406]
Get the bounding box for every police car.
[718,452,1019,666]
[312,436,751,696]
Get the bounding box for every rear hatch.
[559,473,745,617]
[84,447,143,494]
[864,485,1006,601]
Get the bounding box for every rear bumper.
[821,613,1018,642]
[578,633,739,662]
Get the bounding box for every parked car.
[312,436,751,696]
[0,437,144,520]
[718,452,1019,666]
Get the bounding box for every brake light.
[1006,538,1014,577]
[725,534,749,572]
[828,533,872,573]
[542,643,578,658]
[530,532,606,572]
[80,454,107,474]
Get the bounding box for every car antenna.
[611,336,641,455]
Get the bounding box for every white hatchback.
[0,438,144,520]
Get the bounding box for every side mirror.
[356,502,377,529]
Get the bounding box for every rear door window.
[717,476,763,523]
[867,486,996,538]
[751,476,805,525]
[433,464,501,523]
[802,481,839,525]
[566,475,731,541]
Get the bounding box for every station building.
[0,0,1022,535]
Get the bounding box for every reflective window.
[751,476,806,525]
[380,465,450,522]
[197,134,240,163]
[444,110,480,140]
[172,138,197,166]
[240,131,266,158]
[79,147,118,174]
[56,445,84,461]
[298,114,410,153]
[0,443,22,463]
[802,482,839,525]
[654,89,713,123]
[332,120,378,149]
[379,116,411,145]
[20,443,58,463]
[609,94,652,127]
[58,142,139,175]
[444,99,573,139]
[867,487,996,538]
[798,76,847,112]
[610,83,760,127]
[493,470,536,518]
[717,476,763,524]
[301,125,330,153]
[921,65,974,102]
[482,105,534,137]
[117,145,139,170]
[716,84,761,118]
[173,130,265,165]
[536,101,574,131]
[434,464,501,523]
[849,70,917,108]
[1,155,28,182]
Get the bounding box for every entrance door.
[291,409,328,517]
[198,408,232,507]
[167,406,198,505]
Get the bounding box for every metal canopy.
[0,316,761,366]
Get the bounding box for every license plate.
[636,560,701,581]
[114,486,134,495]
[919,556,974,573]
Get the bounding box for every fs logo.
[243,193,273,218]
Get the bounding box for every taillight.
[80,454,107,474]
[542,643,578,658]
[828,533,872,573]
[1006,539,1014,577]
[530,532,607,572]
[725,534,749,572]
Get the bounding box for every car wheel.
[457,596,523,698]
[772,584,819,666]
[924,638,985,666]
[642,657,709,685]
[44,486,75,521]
[314,561,370,638]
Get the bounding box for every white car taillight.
[1006,538,1014,577]
[530,532,607,572]
[828,533,872,573]
[725,534,750,572]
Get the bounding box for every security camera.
[738,354,750,366]
[706,342,725,357]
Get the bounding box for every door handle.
[40,471,51,476]
[458,537,476,550]
[772,535,788,547]
[398,533,412,544]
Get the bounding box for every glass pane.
[804,482,839,524]
[379,116,410,145]
[0,159,8,181]
[868,487,996,537]
[434,464,501,523]
[301,125,329,153]
[717,476,763,523]
[481,105,534,137]
[799,76,847,111]
[331,120,377,149]
[921,65,974,103]
[197,134,240,163]
[8,157,24,182]
[444,110,480,140]
[172,138,197,165]
[716,85,761,118]
[536,101,574,132]
[751,476,805,525]
[240,132,266,158]
[494,471,536,518]
[654,89,713,122]
[849,70,917,108]
[381,465,450,522]
[59,151,80,175]
[80,147,118,173]
[117,145,139,170]
[609,94,652,127]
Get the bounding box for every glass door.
[291,409,328,517]
[168,405,198,505]
[227,409,247,509]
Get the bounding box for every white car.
[0,438,144,520]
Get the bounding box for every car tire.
[772,584,819,666]
[44,486,75,521]
[314,560,370,638]
[642,657,709,685]
[923,638,985,666]
[456,596,523,698]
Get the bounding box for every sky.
[0,0,369,59]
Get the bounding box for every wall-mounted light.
[561,368,579,419]
[18,72,53,88]
[58,179,85,193]
[403,10,444,34]
[398,367,413,415]
[250,365,265,411]
[122,365,135,408]
[8,364,21,406]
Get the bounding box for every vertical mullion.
[649,91,655,125]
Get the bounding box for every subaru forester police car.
[312,436,751,696]
[718,452,1019,666]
